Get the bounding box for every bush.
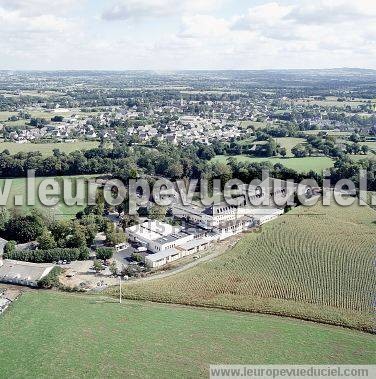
[4,240,16,255]
[37,229,57,250]
[4,212,45,243]
[96,247,114,260]
[78,247,90,260]
[3,247,90,263]
[37,267,62,289]
[131,252,143,262]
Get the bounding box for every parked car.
[65,271,76,278]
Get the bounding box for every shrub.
[96,247,114,260]
[37,267,63,289]
[131,252,143,262]
[37,229,57,250]
[78,247,90,260]
[4,240,16,255]
[3,247,90,263]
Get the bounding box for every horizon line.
[0,67,376,73]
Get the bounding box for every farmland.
[274,137,306,157]
[0,109,100,122]
[291,96,375,109]
[211,155,334,173]
[0,291,374,378]
[0,175,99,219]
[109,199,376,332]
[0,141,99,156]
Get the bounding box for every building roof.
[126,220,180,241]
[177,238,209,251]
[145,249,179,263]
[154,231,190,245]
[0,260,54,284]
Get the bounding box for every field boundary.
[105,289,375,334]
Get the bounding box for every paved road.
[113,246,135,268]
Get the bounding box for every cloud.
[0,0,82,67]
[179,15,229,38]
[102,0,221,20]
[232,2,292,30]
[0,0,77,16]
[0,0,376,70]
[286,0,376,25]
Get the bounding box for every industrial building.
[0,260,55,287]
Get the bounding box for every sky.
[0,0,375,70]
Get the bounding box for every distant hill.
[110,198,376,332]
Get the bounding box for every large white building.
[145,237,211,268]
[125,221,181,251]
[126,220,214,268]
[0,260,55,287]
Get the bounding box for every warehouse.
[0,260,55,287]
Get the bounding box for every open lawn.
[0,109,101,123]
[363,141,376,152]
[274,137,306,157]
[111,199,376,332]
[0,175,99,219]
[0,141,99,156]
[211,155,334,173]
[0,291,374,378]
[304,130,352,137]
[292,96,374,109]
[349,154,376,162]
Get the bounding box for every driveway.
[113,246,135,268]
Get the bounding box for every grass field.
[304,130,352,137]
[0,175,99,219]
[110,199,376,332]
[0,292,374,378]
[0,141,99,156]
[211,155,334,173]
[349,154,376,162]
[292,97,374,109]
[274,137,306,157]
[363,141,376,154]
[0,109,100,122]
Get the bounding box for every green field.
[274,137,306,157]
[0,141,99,156]
[211,155,334,173]
[0,109,100,122]
[111,199,376,332]
[349,154,376,162]
[363,141,376,153]
[293,97,374,109]
[0,175,98,219]
[0,292,374,378]
[304,130,352,137]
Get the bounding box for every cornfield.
[109,198,376,331]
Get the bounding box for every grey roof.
[145,249,179,262]
[154,231,190,245]
[0,260,54,285]
[177,238,209,251]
